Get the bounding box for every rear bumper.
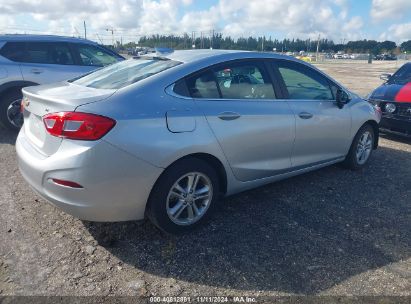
[380,117,411,136]
[16,130,163,222]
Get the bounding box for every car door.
[19,42,86,84]
[273,60,351,167]
[188,59,295,182]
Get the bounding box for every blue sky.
[0,0,410,44]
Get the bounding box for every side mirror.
[380,73,391,82]
[336,88,349,109]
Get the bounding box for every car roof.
[162,49,300,64]
[0,34,98,45]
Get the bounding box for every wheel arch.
[154,153,228,197]
[0,81,39,99]
[364,120,379,149]
[189,153,228,195]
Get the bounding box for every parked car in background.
[368,62,411,136]
[374,54,397,61]
[16,50,381,233]
[0,35,124,130]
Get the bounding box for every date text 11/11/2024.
[149,296,257,303]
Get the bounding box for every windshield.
[72,57,181,89]
[388,64,411,85]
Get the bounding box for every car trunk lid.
[22,82,115,156]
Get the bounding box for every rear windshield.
[72,57,181,89]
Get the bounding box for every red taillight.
[43,112,116,141]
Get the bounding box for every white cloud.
[0,0,368,42]
[380,23,411,42]
[371,0,411,21]
[214,0,364,40]
[0,15,15,30]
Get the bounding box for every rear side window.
[173,79,190,97]
[214,61,275,99]
[277,62,333,100]
[74,44,119,67]
[26,42,74,65]
[0,41,74,65]
[0,42,26,62]
[183,60,276,100]
[72,58,181,89]
[186,70,220,99]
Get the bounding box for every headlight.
[385,103,396,113]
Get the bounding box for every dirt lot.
[1,60,410,299]
[316,60,405,97]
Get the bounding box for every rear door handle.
[30,68,43,74]
[298,112,313,119]
[217,112,241,121]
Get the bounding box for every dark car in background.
[0,35,124,130]
[374,54,397,61]
[368,62,411,136]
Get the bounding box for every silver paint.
[16,50,381,222]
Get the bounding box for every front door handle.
[298,112,313,119]
[30,68,44,74]
[218,112,241,120]
[218,111,241,121]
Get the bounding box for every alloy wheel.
[356,131,373,165]
[166,172,213,226]
[7,99,23,128]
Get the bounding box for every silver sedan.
[16,50,381,233]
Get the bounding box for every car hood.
[370,82,411,103]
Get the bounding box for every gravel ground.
[0,61,410,298]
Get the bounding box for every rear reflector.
[43,112,116,140]
[51,178,83,189]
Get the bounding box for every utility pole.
[262,36,265,52]
[106,28,115,47]
[210,29,214,49]
[316,34,320,61]
[83,21,87,39]
[191,31,195,49]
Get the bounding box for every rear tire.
[146,157,220,234]
[342,124,375,170]
[0,90,23,131]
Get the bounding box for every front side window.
[72,58,181,89]
[75,44,119,67]
[278,62,333,100]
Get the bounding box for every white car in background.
[0,34,124,130]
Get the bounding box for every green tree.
[401,40,411,52]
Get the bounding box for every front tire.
[342,124,375,170]
[146,158,220,234]
[0,90,23,131]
